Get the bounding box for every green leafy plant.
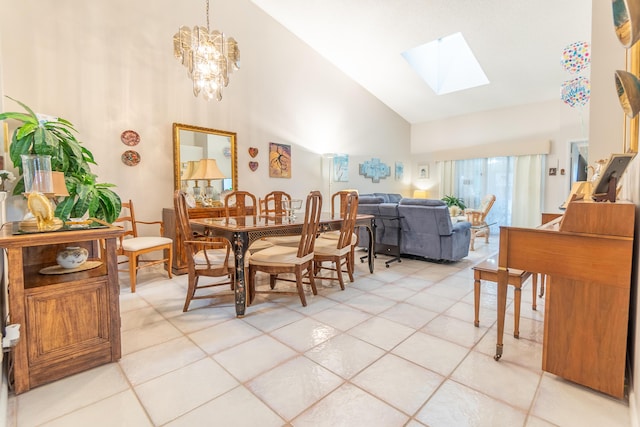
[441,195,467,210]
[0,97,121,223]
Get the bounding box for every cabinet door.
[25,278,113,388]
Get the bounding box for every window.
[454,157,513,227]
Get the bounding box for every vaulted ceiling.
[251,0,593,124]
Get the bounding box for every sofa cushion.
[358,196,385,205]
[374,193,402,203]
[399,198,446,207]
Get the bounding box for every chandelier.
[173,0,240,101]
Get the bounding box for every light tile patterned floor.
[7,238,631,426]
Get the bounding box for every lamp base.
[19,217,64,232]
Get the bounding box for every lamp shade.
[189,158,226,180]
[181,161,197,180]
[413,190,429,198]
[613,0,640,48]
[615,70,640,118]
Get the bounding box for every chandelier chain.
[206,0,210,32]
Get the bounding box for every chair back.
[173,191,193,244]
[224,191,257,216]
[113,200,138,239]
[331,190,356,218]
[297,191,323,258]
[260,191,291,215]
[478,194,496,220]
[336,191,359,249]
[465,194,496,226]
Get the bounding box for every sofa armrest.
[452,221,471,233]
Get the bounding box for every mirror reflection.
[172,123,237,207]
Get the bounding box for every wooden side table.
[473,257,538,338]
[0,224,123,394]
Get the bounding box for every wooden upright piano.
[495,199,635,398]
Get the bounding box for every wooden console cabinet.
[163,206,254,275]
[0,224,123,394]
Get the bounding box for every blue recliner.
[397,199,471,261]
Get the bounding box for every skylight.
[402,32,489,95]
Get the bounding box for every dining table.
[190,213,376,316]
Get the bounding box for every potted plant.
[441,195,467,217]
[0,97,121,223]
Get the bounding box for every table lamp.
[189,158,226,204]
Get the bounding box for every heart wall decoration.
[248,147,259,158]
[249,161,259,171]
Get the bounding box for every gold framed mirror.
[172,123,238,201]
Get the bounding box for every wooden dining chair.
[113,200,173,292]
[247,191,323,306]
[224,190,257,216]
[259,190,291,215]
[174,190,235,312]
[314,191,359,289]
[319,190,359,274]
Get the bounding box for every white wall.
[0,0,411,222]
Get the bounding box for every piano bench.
[472,258,539,338]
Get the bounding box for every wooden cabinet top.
[0,223,123,248]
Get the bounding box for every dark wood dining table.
[190,213,376,316]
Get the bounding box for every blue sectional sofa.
[357,194,471,262]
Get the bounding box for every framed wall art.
[333,154,349,182]
[417,163,429,179]
[395,161,404,180]
[269,142,291,178]
[359,158,391,183]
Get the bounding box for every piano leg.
[495,267,509,361]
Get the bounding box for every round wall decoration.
[122,150,141,166]
[121,130,140,146]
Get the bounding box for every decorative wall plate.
[121,130,140,146]
[248,147,259,158]
[122,150,140,166]
[249,161,259,171]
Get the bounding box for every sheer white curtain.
[438,160,456,198]
[454,157,513,228]
[511,154,543,227]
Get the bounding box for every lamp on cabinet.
[189,158,226,205]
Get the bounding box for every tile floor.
[6,238,632,426]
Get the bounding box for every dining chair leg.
[336,260,345,290]
[129,254,138,293]
[308,265,318,296]
[248,266,256,305]
[346,258,354,283]
[295,266,307,307]
[183,275,197,312]
[165,247,173,280]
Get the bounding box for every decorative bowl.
[56,246,89,269]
